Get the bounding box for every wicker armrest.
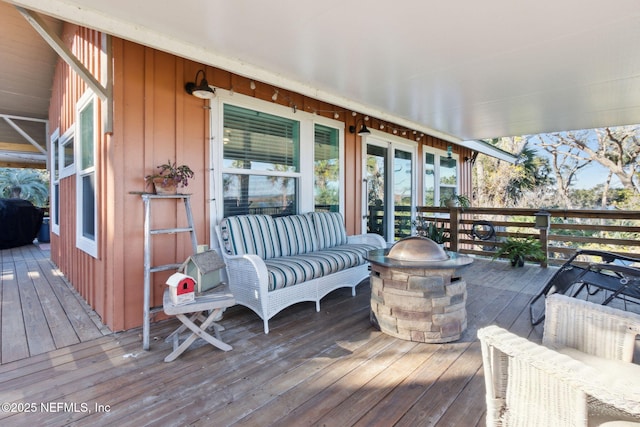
[347,233,387,248]
[543,294,640,362]
[479,325,640,426]
[222,253,270,291]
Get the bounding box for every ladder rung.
[150,227,194,235]
[150,263,182,273]
[150,306,163,314]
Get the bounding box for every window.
[76,93,97,257]
[221,104,300,217]
[314,124,340,212]
[439,156,458,204]
[423,148,458,206]
[60,125,75,179]
[424,153,435,206]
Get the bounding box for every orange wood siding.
[49,27,469,331]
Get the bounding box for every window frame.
[59,125,75,179]
[209,90,344,227]
[75,90,98,258]
[50,128,60,235]
[313,121,344,213]
[423,145,460,207]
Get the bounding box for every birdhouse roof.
[181,250,225,274]
[166,272,195,288]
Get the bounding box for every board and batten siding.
[49,25,468,331]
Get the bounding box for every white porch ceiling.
[3,0,640,157]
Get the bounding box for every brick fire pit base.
[369,264,467,343]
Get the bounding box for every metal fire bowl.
[366,236,473,269]
[388,236,449,262]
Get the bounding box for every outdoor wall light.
[349,118,371,136]
[185,69,216,99]
[447,145,453,159]
[534,210,551,230]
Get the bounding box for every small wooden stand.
[162,287,235,362]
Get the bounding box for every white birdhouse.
[166,272,196,305]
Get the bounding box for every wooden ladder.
[141,193,197,350]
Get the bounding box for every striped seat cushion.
[264,256,326,291]
[273,214,318,256]
[311,212,348,250]
[219,215,281,259]
[264,243,379,290]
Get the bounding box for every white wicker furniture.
[215,212,386,333]
[543,293,640,362]
[478,294,640,426]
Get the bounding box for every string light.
[238,81,433,144]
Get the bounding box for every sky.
[570,162,618,190]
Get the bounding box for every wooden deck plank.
[14,260,58,356]
[25,259,81,348]
[394,341,482,426]
[1,260,29,363]
[435,366,487,427]
[36,259,106,342]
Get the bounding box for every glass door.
[365,144,387,238]
[364,138,415,242]
[393,148,413,240]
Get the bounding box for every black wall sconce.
[348,118,371,136]
[185,69,216,99]
[464,152,477,163]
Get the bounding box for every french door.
[363,136,416,243]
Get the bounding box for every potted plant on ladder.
[145,160,194,195]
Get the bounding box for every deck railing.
[415,206,640,267]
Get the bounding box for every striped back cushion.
[273,214,318,256]
[311,212,348,249]
[219,215,281,259]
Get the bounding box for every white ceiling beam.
[2,116,46,154]
[15,6,113,133]
[16,6,108,101]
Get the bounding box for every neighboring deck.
[2,247,635,426]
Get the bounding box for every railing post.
[539,228,548,268]
[449,207,459,252]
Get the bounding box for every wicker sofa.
[215,212,386,333]
[478,294,640,426]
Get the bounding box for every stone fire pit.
[366,237,473,343]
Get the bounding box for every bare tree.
[531,126,640,203]
[530,132,592,208]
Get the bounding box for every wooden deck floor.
[0,244,110,364]
[0,254,567,426]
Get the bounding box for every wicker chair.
[478,295,640,426]
[543,294,640,362]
